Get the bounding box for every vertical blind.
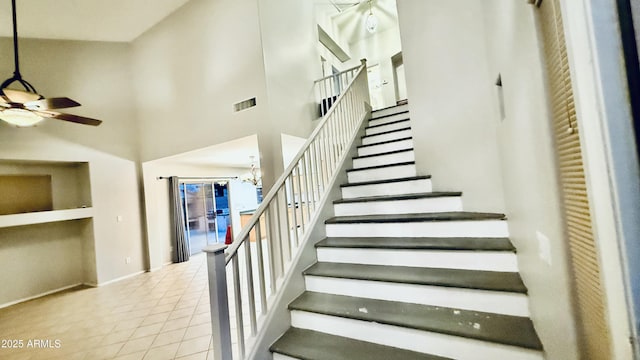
[537,0,612,358]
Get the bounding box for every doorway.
[180,181,231,255]
[392,52,408,104]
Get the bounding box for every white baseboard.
[92,270,147,287]
[0,283,84,309]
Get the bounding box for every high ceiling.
[323,0,399,45]
[0,0,191,42]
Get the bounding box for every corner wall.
[396,0,505,212]
[396,1,580,358]
[0,38,145,300]
[480,2,580,358]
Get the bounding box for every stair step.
[334,192,461,203]
[371,104,409,119]
[346,161,417,183]
[340,175,432,199]
[325,212,509,238]
[316,237,516,251]
[365,118,411,136]
[362,127,412,145]
[357,137,413,157]
[315,237,517,271]
[304,262,526,293]
[289,292,543,351]
[352,148,415,169]
[316,247,518,271]
[271,327,448,360]
[368,112,411,128]
[333,192,463,216]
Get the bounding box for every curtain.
[169,176,189,263]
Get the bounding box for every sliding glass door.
[179,181,231,255]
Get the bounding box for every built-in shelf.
[0,207,94,229]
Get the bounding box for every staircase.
[268,104,545,360]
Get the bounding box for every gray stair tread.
[353,148,414,160]
[289,292,543,350]
[315,237,516,251]
[362,127,411,139]
[366,118,411,129]
[271,327,449,360]
[347,161,415,173]
[325,212,507,224]
[304,262,527,293]
[333,192,461,204]
[341,175,431,188]
[357,136,412,149]
[371,108,410,120]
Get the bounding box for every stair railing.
[316,63,364,117]
[204,59,369,360]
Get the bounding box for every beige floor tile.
[176,350,208,360]
[83,342,125,360]
[113,317,146,332]
[183,323,212,340]
[102,328,137,346]
[141,312,172,327]
[151,328,187,348]
[189,312,211,326]
[143,342,180,360]
[118,335,156,356]
[131,323,164,339]
[168,307,195,321]
[148,304,176,316]
[114,350,147,360]
[174,335,211,358]
[161,316,192,333]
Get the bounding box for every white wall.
[131,0,269,164]
[0,38,145,299]
[256,0,319,190]
[479,2,580,359]
[396,0,505,212]
[350,26,402,109]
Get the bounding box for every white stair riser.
[347,164,416,183]
[273,354,300,360]
[333,196,463,216]
[290,311,543,360]
[365,120,411,136]
[304,276,530,317]
[325,220,510,238]
[358,139,414,157]
[362,129,412,145]
[369,112,410,127]
[316,249,519,272]
[372,104,409,118]
[341,179,432,199]
[353,151,415,169]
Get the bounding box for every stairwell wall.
[478,2,580,359]
[396,0,506,212]
[396,1,579,358]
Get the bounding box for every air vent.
[234,97,257,112]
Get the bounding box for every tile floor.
[0,253,222,360]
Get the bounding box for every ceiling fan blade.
[48,112,102,126]
[25,97,81,110]
[2,88,42,103]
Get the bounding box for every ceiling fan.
[0,0,102,127]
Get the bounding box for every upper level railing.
[315,63,363,117]
[204,59,369,360]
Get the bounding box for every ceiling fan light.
[365,12,378,33]
[0,108,45,127]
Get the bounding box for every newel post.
[204,244,233,360]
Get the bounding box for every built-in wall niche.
[0,160,93,228]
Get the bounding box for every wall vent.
[234,97,257,112]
